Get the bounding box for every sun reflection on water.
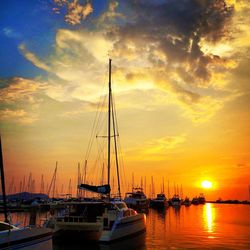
[204,203,214,233]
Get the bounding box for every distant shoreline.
[207,200,250,205]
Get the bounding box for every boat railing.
[56,215,96,223]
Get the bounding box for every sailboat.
[0,136,53,249]
[149,178,169,209]
[48,59,146,242]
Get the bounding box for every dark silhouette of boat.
[150,193,169,209]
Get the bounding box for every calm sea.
[1,203,250,249]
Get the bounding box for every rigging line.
[111,92,121,197]
[96,96,108,138]
[115,119,127,189]
[112,87,127,195]
[85,93,106,161]
[110,80,125,191]
[90,125,105,178]
[81,93,106,190]
[118,136,127,188]
[92,137,106,184]
[85,97,107,181]
[95,62,110,139]
[97,136,106,165]
[84,65,109,162]
[85,63,111,186]
[84,102,101,162]
[86,68,107,188]
[96,138,105,171]
[112,88,127,189]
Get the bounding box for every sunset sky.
[0,0,249,200]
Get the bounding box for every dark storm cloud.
[108,0,234,83]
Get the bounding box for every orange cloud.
[0,77,47,124]
[127,135,186,161]
[0,109,38,124]
[53,0,93,25]
[0,77,47,103]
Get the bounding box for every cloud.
[19,44,51,72]
[146,135,186,151]
[60,105,88,117]
[127,134,186,160]
[107,0,234,82]
[16,0,249,123]
[20,29,113,103]
[18,26,239,123]
[2,27,21,39]
[0,77,47,124]
[97,1,124,28]
[53,0,93,25]
[0,108,38,124]
[0,77,47,103]
[180,96,226,123]
[0,109,26,118]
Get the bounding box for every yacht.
[170,194,182,207]
[198,193,206,204]
[49,199,145,242]
[183,197,191,206]
[124,187,149,213]
[45,59,146,242]
[191,196,199,205]
[150,193,169,209]
[192,194,206,205]
[0,222,52,249]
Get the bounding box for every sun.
[201,180,212,189]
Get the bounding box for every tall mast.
[0,136,9,223]
[107,59,112,195]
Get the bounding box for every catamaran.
[47,59,146,242]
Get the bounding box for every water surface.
[146,203,250,249]
[1,203,250,249]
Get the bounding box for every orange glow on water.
[204,203,214,233]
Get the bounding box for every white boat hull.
[52,210,146,242]
[100,213,146,242]
[0,226,52,250]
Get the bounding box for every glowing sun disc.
[201,180,212,189]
